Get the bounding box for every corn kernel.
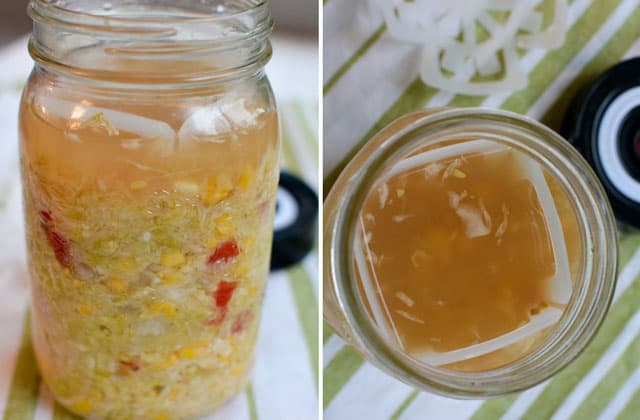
[177,346,199,360]
[204,190,228,205]
[148,301,177,317]
[78,305,92,315]
[237,263,250,276]
[231,365,244,377]
[215,225,233,236]
[216,353,231,363]
[216,213,233,224]
[247,285,258,297]
[157,354,178,370]
[154,414,170,420]
[169,388,180,399]
[204,175,233,205]
[205,236,218,249]
[71,399,93,415]
[160,251,186,267]
[130,180,147,190]
[214,214,234,236]
[243,236,256,248]
[106,278,128,294]
[161,272,184,285]
[238,168,253,191]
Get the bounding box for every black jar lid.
[562,57,640,229]
[270,172,318,271]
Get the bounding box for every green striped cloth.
[0,38,319,420]
[323,0,640,419]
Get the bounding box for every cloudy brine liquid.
[356,138,581,371]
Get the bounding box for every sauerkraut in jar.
[20,0,278,418]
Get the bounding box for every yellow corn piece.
[204,175,233,205]
[214,213,234,236]
[243,235,256,248]
[247,284,258,297]
[204,190,229,205]
[161,272,184,286]
[177,347,199,360]
[238,168,253,191]
[156,354,178,370]
[216,353,231,363]
[160,250,186,268]
[215,224,234,236]
[231,365,244,377]
[237,263,250,276]
[148,301,177,317]
[78,305,92,315]
[177,339,211,360]
[205,236,218,249]
[216,213,233,224]
[71,399,93,415]
[153,414,170,420]
[107,278,128,294]
[130,180,147,190]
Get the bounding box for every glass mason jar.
[324,108,618,398]
[20,0,278,418]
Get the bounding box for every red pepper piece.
[119,360,140,372]
[41,223,72,268]
[232,310,254,335]
[39,210,53,223]
[213,280,237,308]
[207,241,240,266]
[206,280,238,326]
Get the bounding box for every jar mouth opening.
[27,0,273,85]
[30,0,269,28]
[28,0,273,50]
[328,108,618,398]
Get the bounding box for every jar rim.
[29,0,269,28]
[325,107,618,398]
[27,0,273,86]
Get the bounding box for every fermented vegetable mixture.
[20,86,279,418]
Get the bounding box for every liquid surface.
[20,70,279,418]
[357,139,579,370]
